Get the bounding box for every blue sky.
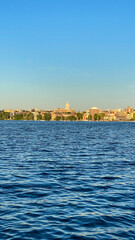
[0,0,135,110]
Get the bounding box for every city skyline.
[1,103,134,122]
[1,101,135,112]
[0,0,135,110]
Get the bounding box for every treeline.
[0,112,81,121]
[0,111,34,120]
[0,111,10,120]
[0,111,105,121]
[0,111,107,121]
[1,111,120,121]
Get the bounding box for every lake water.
[0,121,135,239]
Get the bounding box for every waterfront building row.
[1,102,135,121]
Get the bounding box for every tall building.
[125,106,134,114]
[65,101,71,111]
[89,107,100,117]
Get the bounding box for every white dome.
[91,107,98,109]
[65,101,71,111]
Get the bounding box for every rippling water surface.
[0,121,135,239]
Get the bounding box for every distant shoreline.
[0,120,135,123]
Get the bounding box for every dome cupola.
[65,101,71,111]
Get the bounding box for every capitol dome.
[65,101,71,111]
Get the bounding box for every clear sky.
[0,0,135,110]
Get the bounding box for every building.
[89,107,100,120]
[125,106,134,114]
[65,101,71,112]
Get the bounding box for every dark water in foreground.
[0,121,135,240]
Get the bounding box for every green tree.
[99,112,105,120]
[55,116,61,121]
[94,114,101,121]
[76,112,83,120]
[44,113,51,121]
[14,114,23,120]
[88,114,92,121]
[67,116,77,121]
[133,113,135,121]
[22,112,27,120]
[26,113,34,120]
[0,112,2,120]
[61,116,65,121]
[37,114,42,120]
[0,111,10,120]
